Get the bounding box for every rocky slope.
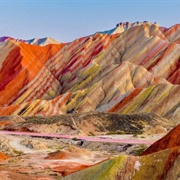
[0,21,179,123]
[142,124,180,155]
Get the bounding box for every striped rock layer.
[0,21,179,122]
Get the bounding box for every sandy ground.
[0,132,165,156]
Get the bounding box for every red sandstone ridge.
[142,124,180,155]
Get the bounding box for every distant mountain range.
[0,36,60,46]
[0,21,179,124]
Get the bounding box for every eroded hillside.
[0,21,179,123]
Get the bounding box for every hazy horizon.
[0,0,179,43]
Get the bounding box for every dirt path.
[0,131,155,145]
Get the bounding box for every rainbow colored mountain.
[0,21,179,124]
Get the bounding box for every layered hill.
[0,21,179,123]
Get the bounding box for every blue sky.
[0,0,179,42]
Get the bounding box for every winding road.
[0,130,155,145]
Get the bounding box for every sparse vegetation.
[88,131,95,136]
[72,137,78,141]
[12,149,23,156]
[130,145,147,156]
[106,130,125,135]
[56,146,62,150]
[1,112,167,136]
[133,134,138,138]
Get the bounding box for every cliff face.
[0,22,179,122]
